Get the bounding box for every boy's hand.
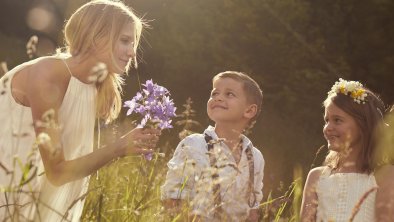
[246,209,260,222]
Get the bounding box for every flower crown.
[328,78,368,104]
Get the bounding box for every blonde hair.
[64,0,144,123]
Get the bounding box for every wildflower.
[328,78,368,104]
[124,79,177,129]
[26,35,38,59]
[35,109,58,129]
[0,62,8,76]
[124,79,176,160]
[37,132,51,145]
[88,62,108,83]
[144,153,153,161]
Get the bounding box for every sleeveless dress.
[316,167,377,222]
[0,54,96,221]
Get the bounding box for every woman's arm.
[375,165,394,222]
[38,127,158,186]
[300,167,323,222]
[27,61,160,186]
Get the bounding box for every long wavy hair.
[64,0,144,123]
[323,87,387,173]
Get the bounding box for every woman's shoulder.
[22,56,71,107]
[30,56,68,80]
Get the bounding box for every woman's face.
[323,101,362,153]
[98,22,136,74]
[112,22,136,73]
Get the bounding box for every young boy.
[161,71,265,221]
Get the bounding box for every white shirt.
[161,126,265,221]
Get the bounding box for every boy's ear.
[244,104,258,119]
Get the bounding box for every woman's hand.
[117,127,161,156]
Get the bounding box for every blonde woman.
[0,0,160,221]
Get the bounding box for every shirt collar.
[203,125,253,151]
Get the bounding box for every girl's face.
[323,101,362,153]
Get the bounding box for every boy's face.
[207,77,255,125]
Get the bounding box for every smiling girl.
[300,79,394,222]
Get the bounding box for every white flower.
[328,78,367,104]
[37,132,51,145]
[88,63,108,83]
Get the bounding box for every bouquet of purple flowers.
[124,79,177,129]
[124,80,176,160]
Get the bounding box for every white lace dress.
[316,167,377,222]
[0,54,96,221]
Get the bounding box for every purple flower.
[124,79,177,130]
[124,99,136,115]
[144,153,153,161]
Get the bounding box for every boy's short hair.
[213,71,263,120]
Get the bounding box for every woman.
[0,0,160,221]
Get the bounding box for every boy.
[161,71,265,221]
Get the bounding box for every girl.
[300,78,394,222]
[0,0,160,221]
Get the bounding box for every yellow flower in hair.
[339,85,346,94]
[351,89,365,98]
[328,78,368,104]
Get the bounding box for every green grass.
[80,147,302,222]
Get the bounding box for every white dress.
[316,167,377,222]
[0,54,96,221]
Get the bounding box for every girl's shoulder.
[307,166,329,183]
[303,167,328,196]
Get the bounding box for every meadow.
[2,0,394,220]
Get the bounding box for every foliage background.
[1,0,393,199]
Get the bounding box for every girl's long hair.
[63,0,144,123]
[323,89,387,173]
